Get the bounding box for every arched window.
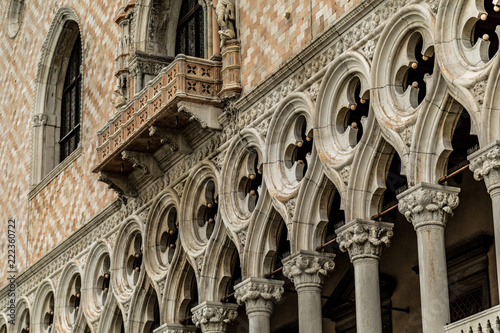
[60,34,82,161]
[176,0,205,58]
[31,9,83,189]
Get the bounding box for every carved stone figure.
[214,0,236,47]
[111,89,126,109]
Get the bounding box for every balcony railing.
[444,305,500,333]
[93,55,222,174]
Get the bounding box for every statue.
[111,89,126,110]
[214,0,236,48]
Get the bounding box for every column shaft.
[353,258,382,333]
[489,188,500,299]
[416,225,450,332]
[247,311,272,333]
[296,285,323,333]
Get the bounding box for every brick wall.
[0,0,349,286]
[238,0,358,92]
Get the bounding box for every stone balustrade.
[444,305,500,333]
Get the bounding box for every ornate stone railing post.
[336,219,394,333]
[469,141,500,300]
[234,278,284,333]
[398,183,460,333]
[282,250,335,333]
[191,301,239,333]
[153,323,198,333]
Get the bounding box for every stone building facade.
[1,0,500,332]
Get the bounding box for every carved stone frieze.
[234,278,284,315]
[282,250,335,287]
[469,141,500,194]
[401,126,414,147]
[236,228,247,249]
[191,301,239,332]
[336,219,394,261]
[397,183,460,229]
[341,166,351,184]
[472,78,488,106]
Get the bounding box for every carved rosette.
[234,278,284,315]
[336,219,394,262]
[191,301,239,333]
[469,141,500,194]
[397,183,460,230]
[282,250,335,288]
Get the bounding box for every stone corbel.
[178,101,223,131]
[149,126,193,155]
[121,150,163,178]
[98,171,137,198]
[191,301,239,332]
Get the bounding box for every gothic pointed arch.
[31,7,83,186]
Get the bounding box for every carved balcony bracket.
[149,126,193,155]
[121,150,163,178]
[178,101,223,131]
[98,171,138,198]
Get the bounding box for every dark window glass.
[60,34,82,161]
[176,0,204,58]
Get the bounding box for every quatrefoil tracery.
[237,150,263,214]
[159,206,179,265]
[336,76,370,148]
[196,179,219,242]
[463,0,500,62]
[68,275,82,324]
[394,33,435,109]
[43,293,55,332]
[126,233,143,287]
[284,116,313,182]
[96,255,111,306]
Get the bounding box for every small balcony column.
[398,183,460,333]
[469,140,500,300]
[234,278,284,333]
[191,301,239,333]
[282,250,335,333]
[336,219,394,333]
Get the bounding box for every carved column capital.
[234,278,284,316]
[282,250,335,288]
[335,219,394,262]
[397,183,460,229]
[469,141,500,195]
[153,323,198,333]
[191,301,238,333]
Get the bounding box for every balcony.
[93,55,223,177]
[444,305,500,333]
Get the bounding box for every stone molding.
[191,301,238,332]
[336,219,394,262]
[234,278,284,316]
[282,250,335,288]
[397,183,460,230]
[469,141,500,194]
[153,323,198,333]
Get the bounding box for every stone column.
[234,278,284,333]
[335,219,394,333]
[153,323,197,333]
[282,250,335,333]
[469,141,500,299]
[398,182,460,333]
[191,301,239,333]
